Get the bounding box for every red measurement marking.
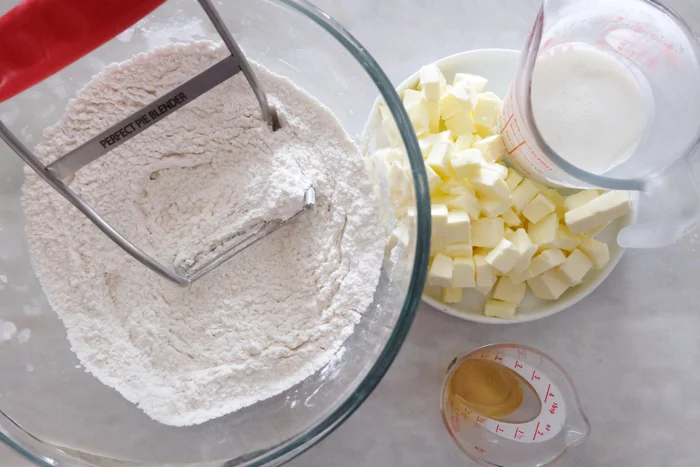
[474,446,486,453]
[544,384,553,402]
[501,113,515,131]
[514,427,524,440]
[514,361,523,370]
[494,354,503,362]
[531,370,540,381]
[508,140,527,155]
[480,352,490,359]
[476,415,486,424]
[545,423,552,432]
[496,424,504,434]
[533,422,544,441]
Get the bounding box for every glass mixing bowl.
[0,0,430,465]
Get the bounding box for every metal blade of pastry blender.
[177,187,316,283]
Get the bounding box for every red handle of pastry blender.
[0,0,167,104]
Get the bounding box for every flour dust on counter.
[22,41,385,427]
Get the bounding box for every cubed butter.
[453,73,488,93]
[424,162,442,194]
[431,204,449,253]
[426,99,440,133]
[441,287,463,303]
[454,134,474,151]
[471,169,510,201]
[426,140,454,177]
[445,243,473,258]
[578,236,610,269]
[485,238,520,274]
[529,249,567,277]
[565,191,632,234]
[564,189,600,211]
[447,211,471,244]
[556,249,593,285]
[528,212,559,245]
[472,135,506,162]
[481,197,511,218]
[505,169,524,191]
[510,228,538,275]
[473,92,502,127]
[419,64,446,102]
[549,225,581,252]
[511,179,540,212]
[471,218,505,248]
[418,131,451,158]
[452,257,476,288]
[448,192,481,220]
[451,148,483,179]
[481,161,508,179]
[522,193,556,224]
[493,276,527,305]
[387,224,410,250]
[428,253,453,287]
[527,269,570,300]
[445,110,476,136]
[474,254,497,288]
[502,208,522,227]
[439,82,478,120]
[484,299,517,319]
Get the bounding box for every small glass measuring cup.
[440,344,590,466]
[500,0,700,248]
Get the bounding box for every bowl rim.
[0,0,431,466]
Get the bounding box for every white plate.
[393,49,636,323]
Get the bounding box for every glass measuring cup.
[440,344,590,467]
[500,0,700,248]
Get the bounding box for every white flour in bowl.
[22,41,385,426]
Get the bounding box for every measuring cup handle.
[0,0,167,104]
[618,155,700,248]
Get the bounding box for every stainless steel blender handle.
[198,0,280,131]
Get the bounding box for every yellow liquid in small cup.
[449,359,528,420]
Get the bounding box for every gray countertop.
[4,0,700,465]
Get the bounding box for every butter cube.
[427,140,454,177]
[454,134,474,151]
[452,257,476,288]
[445,243,473,258]
[502,208,522,227]
[447,211,471,244]
[471,170,510,202]
[529,249,567,277]
[431,204,449,253]
[441,287,463,304]
[584,223,609,238]
[387,224,410,251]
[473,92,503,127]
[424,162,442,194]
[485,238,520,274]
[419,64,446,102]
[493,276,527,305]
[564,190,600,211]
[451,148,483,179]
[565,191,632,234]
[556,249,593,285]
[445,110,476,136]
[475,124,496,139]
[484,299,517,319]
[481,161,508,179]
[474,254,497,288]
[428,253,453,287]
[453,73,488,92]
[511,179,540,212]
[472,135,506,162]
[404,101,429,136]
[527,269,570,300]
[522,193,557,224]
[439,82,478,120]
[472,218,505,248]
[504,227,515,239]
[510,228,538,275]
[481,198,510,218]
[578,236,610,269]
[382,117,401,147]
[528,212,559,245]
[419,131,451,158]
[426,99,441,133]
[476,284,496,296]
[505,169,524,191]
[438,179,463,195]
[549,225,582,252]
[448,192,481,220]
